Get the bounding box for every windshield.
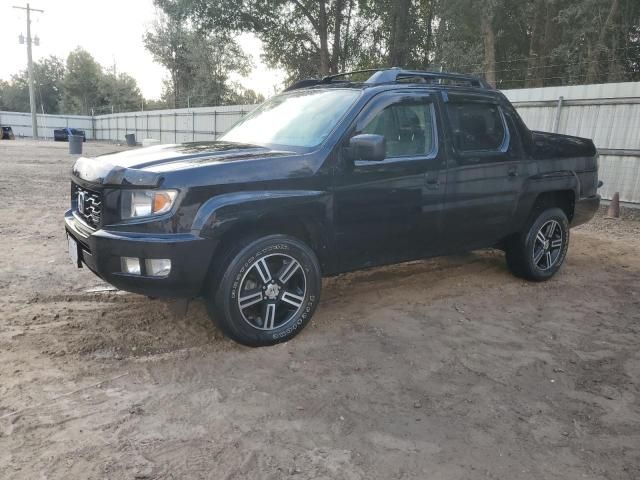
[221,89,360,149]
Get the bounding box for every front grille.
[72,183,102,229]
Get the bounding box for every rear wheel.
[206,234,321,347]
[505,207,569,281]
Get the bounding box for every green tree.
[158,0,442,82]
[245,0,372,79]
[226,84,265,105]
[63,47,102,114]
[359,0,438,71]
[155,0,374,81]
[0,56,65,113]
[2,49,153,115]
[34,56,66,113]
[0,80,9,110]
[435,0,640,88]
[145,8,261,107]
[143,97,170,111]
[555,0,639,84]
[144,9,194,108]
[430,0,483,73]
[0,76,29,112]
[99,72,144,113]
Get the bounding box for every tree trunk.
[318,0,330,76]
[331,0,344,74]
[586,0,619,84]
[525,0,546,87]
[423,0,434,68]
[389,0,411,67]
[341,0,353,71]
[172,68,178,109]
[481,9,496,87]
[607,19,622,82]
[539,1,558,86]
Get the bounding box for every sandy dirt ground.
[0,139,639,480]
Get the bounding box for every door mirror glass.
[348,134,386,161]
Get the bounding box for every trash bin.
[125,133,136,146]
[69,134,83,154]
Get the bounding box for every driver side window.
[361,101,434,158]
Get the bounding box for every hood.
[72,141,293,187]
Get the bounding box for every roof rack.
[284,67,492,91]
[366,67,492,89]
[321,68,382,82]
[283,69,379,91]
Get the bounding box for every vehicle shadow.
[322,249,509,300]
[26,249,511,359]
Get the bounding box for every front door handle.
[507,166,518,177]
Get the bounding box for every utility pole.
[112,58,117,114]
[13,3,44,139]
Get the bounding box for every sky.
[0,0,286,99]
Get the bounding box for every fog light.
[121,257,141,275]
[145,258,171,277]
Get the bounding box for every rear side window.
[361,101,435,158]
[446,102,506,152]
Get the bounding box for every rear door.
[440,93,525,250]
[332,91,446,271]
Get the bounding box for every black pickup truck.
[64,68,600,346]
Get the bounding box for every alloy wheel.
[237,253,307,331]
[532,219,563,270]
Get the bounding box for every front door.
[332,92,446,271]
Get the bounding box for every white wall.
[0,105,255,143]
[0,111,94,139]
[92,105,257,143]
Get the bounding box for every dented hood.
[72,141,293,186]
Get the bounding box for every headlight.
[121,190,178,219]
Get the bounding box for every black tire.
[206,234,321,347]
[505,207,570,281]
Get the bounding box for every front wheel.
[505,207,570,281]
[206,235,321,347]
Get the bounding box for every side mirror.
[347,134,386,162]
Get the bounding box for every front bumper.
[571,194,600,227]
[64,210,215,298]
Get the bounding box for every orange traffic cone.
[606,192,620,218]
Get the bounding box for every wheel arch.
[514,171,579,231]
[192,191,334,285]
[530,189,576,222]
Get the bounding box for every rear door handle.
[507,166,518,177]
[425,173,440,189]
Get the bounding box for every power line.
[480,57,639,77]
[445,44,640,72]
